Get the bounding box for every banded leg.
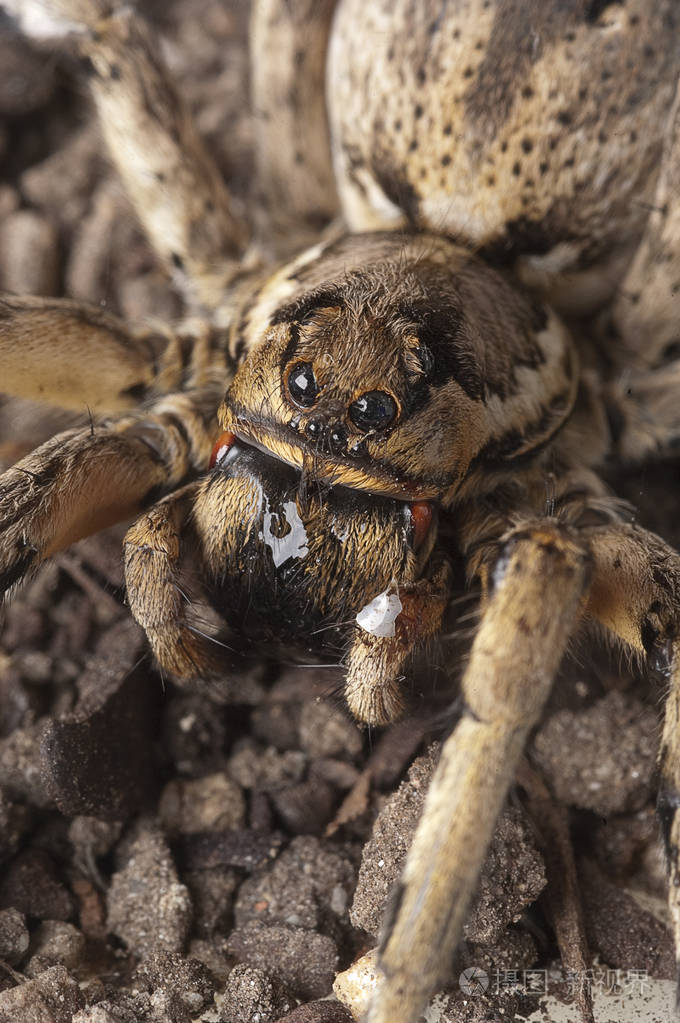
[367,523,591,1023]
[0,390,216,595]
[6,0,250,310]
[251,0,339,249]
[344,559,451,726]
[0,293,230,413]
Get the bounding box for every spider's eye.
[287,362,319,408]
[349,391,397,432]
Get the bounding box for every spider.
[1,1,680,1021]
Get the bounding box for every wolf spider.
[1,1,680,1020]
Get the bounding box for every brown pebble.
[0,849,73,921]
[270,777,336,836]
[275,1001,355,1023]
[226,920,338,1001]
[40,630,161,820]
[159,772,246,835]
[215,964,294,1023]
[229,741,307,791]
[183,867,239,938]
[350,747,438,936]
[0,906,29,965]
[579,857,675,979]
[179,828,283,872]
[298,701,363,759]
[532,691,658,816]
[133,950,215,1015]
[106,825,192,955]
[0,965,84,1022]
[235,836,354,933]
[25,920,86,976]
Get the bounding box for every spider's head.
[222,232,577,504]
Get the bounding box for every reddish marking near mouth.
[209,431,237,468]
[410,500,433,550]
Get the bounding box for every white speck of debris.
[263,499,308,567]
[377,859,385,868]
[179,713,196,733]
[356,589,403,637]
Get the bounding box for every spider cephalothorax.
[1,1,680,1022]
[222,233,578,504]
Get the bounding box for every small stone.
[351,748,544,945]
[0,185,19,219]
[251,701,301,751]
[531,691,658,816]
[214,964,294,1023]
[229,741,306,791]
[350,747,438,936]
[24,920,86,977]
[106,825,192,955]
[179,829,283,873]
[0,723,54,808]
[40,624,160,820]
[72,991,151,1023]
[579,857,675,979]
[0,907,29,965]
[463,806,546,945]
[269,777,336,836]
[235,836,355,934]
[187,938,230,984]
[226,921,338,1001]
[0,849,74,921]
[332,949,381,1021]
[134,951,215,1015]
[297,701,363,759]
[21,129,103,232]
[159,772,246,835]
[0,965,84,1022]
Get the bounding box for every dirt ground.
[0,3,678,1022]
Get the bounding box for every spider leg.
[251,0,339,250]
[367,522,591,1023]
[607,74,680,461]
[0,390,216,595]
[344,558,451,726]
[123,483,222,678]
[5,0,250,311]
[0,293,174,413]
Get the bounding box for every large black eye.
[287,362,319,408]
[349,391,397,432]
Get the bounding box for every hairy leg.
[0,389,217,594]
[0,293,230,413]
[344,558,451,726]
[367,522,592,1023]
[124,483,221,678]
[251,0,339,250]
[6,0,250,310]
